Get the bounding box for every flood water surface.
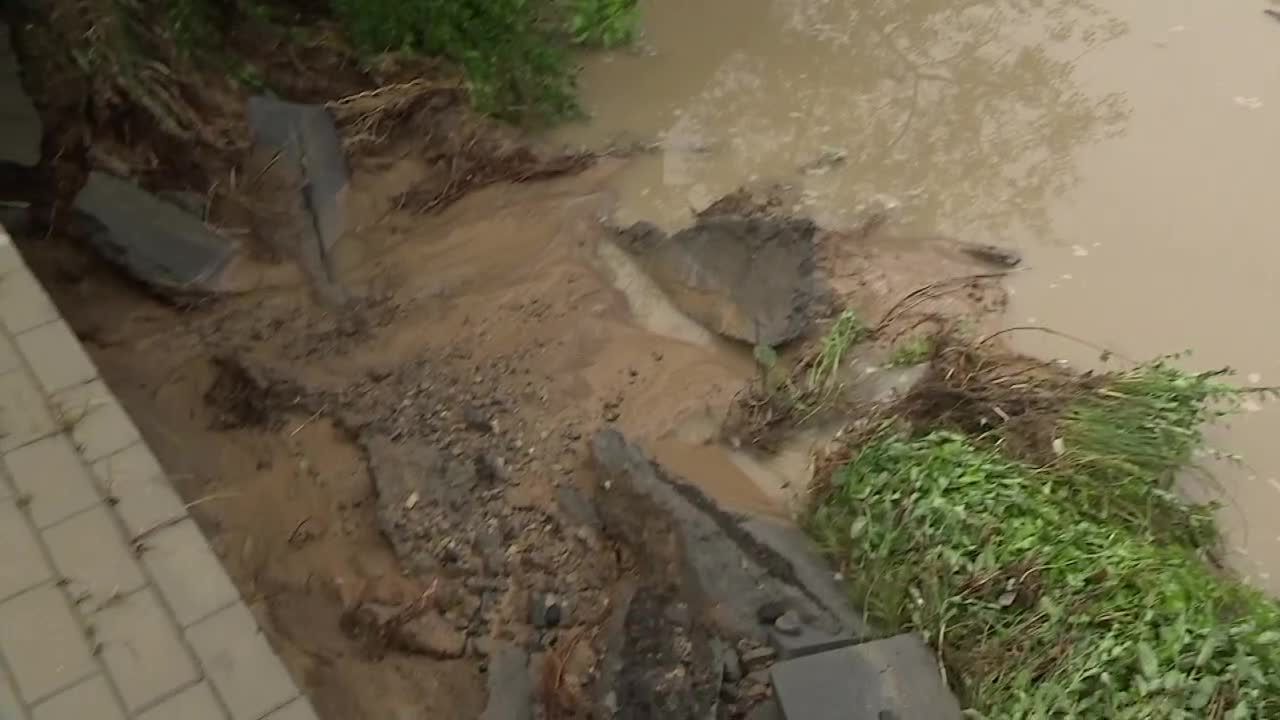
[554,0,1280,591]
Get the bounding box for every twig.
[288,516,313,545]
[184,492,241,510]
[290,405,327,437]
[975,325,1135,363]
[877,273,1012,331]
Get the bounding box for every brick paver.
[0,221,317,720]
[136,682,227,720]
[30,676,124,720]
[5,435,99,529]
[1,658,27,720]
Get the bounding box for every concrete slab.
[739,515,868,637]
[771,634,962,720]
[480,643,532,720]
[73,172,235,294]
[768,622,858,661]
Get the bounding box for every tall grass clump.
[809,361,1279,717]
[1054,360,1238,548]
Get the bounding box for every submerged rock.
[616,211,826,346]
[0,22,41,168]
[73,172,236,293]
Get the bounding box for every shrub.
[330,0,637,122]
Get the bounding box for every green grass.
[1053,359,1238,548]
[566,0,638,47]
[888,335,934,367]
[101,0,638,121]
[809,362,1277,717]
[807,309,867,392]
[330,0,638,121]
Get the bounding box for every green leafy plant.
[808,362,1276,717]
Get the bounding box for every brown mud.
[7,9,1011,718]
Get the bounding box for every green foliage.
[807,310,866,392]
[887,335,934,367]
[1054,359,1239,547]
[165,0,220,54]
[329,0,636,121]
[331,0,577,120]
[809,364,1277,717]
[566,0,637,47]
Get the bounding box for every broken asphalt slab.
[738,515,867,636]
[616,212,826,346]
[480,642,534,720]
[0,21,41,168]
[73,172,236,293]
[771,634,962,720]
[591,429,854,641]
[246,96,349,254]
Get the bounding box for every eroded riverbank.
[552,0,1280,592]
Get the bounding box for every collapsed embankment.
[6,5,1280,718]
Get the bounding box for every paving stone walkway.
[0,222,317,720]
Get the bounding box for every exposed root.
[894,333,1089,464]
[397,143,593,215]
[327,80,464,154]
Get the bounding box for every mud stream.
[553,0,1280,591]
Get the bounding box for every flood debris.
[616,204,828,347]
[73,172,237,294]
[0,22,41,168]
[341,587,467,660]
[957,242,1021,268]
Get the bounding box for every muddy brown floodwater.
[552,0,1280,591]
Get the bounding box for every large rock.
[771,634,962,720]
[0,22,41,168]
[616,212,825,346]
[73,172,236,293]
